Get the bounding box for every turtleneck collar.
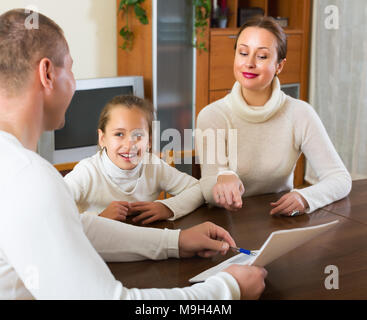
[101,148,143,192]
[227,76,286,123]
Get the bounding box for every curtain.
[307,0,367,182]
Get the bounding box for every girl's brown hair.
[98,95,154,146]
[234,16,287,63]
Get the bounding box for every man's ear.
[39,58,55,90]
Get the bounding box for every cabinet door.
[209,89,231,103]
[209,32,237,91]
[278,34,302,84]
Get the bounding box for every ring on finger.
[291,210,301,217]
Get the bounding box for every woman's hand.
[212,174,245,211]
[270,191,309,216]
[99,201,131,221]
[129,202,174,225]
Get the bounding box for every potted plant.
[193,0,211,51]
[118,0,148,51]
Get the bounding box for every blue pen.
[230,246,257,256]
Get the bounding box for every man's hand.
[99,201,130,221]
[178,222,236,258]
[270,191,309,216]
[224,265,267,300]
[212,174,245,211]
[130,202,174,225]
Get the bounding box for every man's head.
[0,9,68,95]
[0,9,75,131]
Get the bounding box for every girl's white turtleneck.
[64,151,204,220]
[101,149,143,193]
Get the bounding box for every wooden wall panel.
[116,0,153,101]
[278,33,302,84]
[209,30,237,91]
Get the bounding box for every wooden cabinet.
[209,29,237,91]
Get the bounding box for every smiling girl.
[196,16,351,216]
[64,95,204,224]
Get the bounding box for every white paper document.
[189,220,339,283]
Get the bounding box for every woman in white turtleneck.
[196,16,351,216]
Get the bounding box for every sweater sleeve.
[292,103,352,213]
[196,104,237,205]
[80,214,180,261]
[63,161,90,208]
[126,271,240,300]
[63,161,100,216]
[154,159,204,220]
[0,161,240,300]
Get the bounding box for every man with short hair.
[0,9,267,300]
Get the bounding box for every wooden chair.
[54,162,78,177]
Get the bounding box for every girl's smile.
[119,151,139,163]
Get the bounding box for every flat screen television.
[38,76,144,164]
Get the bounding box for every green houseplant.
[118,0,211,52]
[118,0,148,51]
[193,0,211,51]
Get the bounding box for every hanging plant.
[118,0,148,51]
[193,0,211,52]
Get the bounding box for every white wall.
[0,0,117,80]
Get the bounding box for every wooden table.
[108,180,367,299]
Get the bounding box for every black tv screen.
[55,86,133,150]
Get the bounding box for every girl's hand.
[129,202,174,225]
[99,201,130,221]
[270,191,309,216]
[212,174,245,211]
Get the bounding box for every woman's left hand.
[270,191,309,216]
